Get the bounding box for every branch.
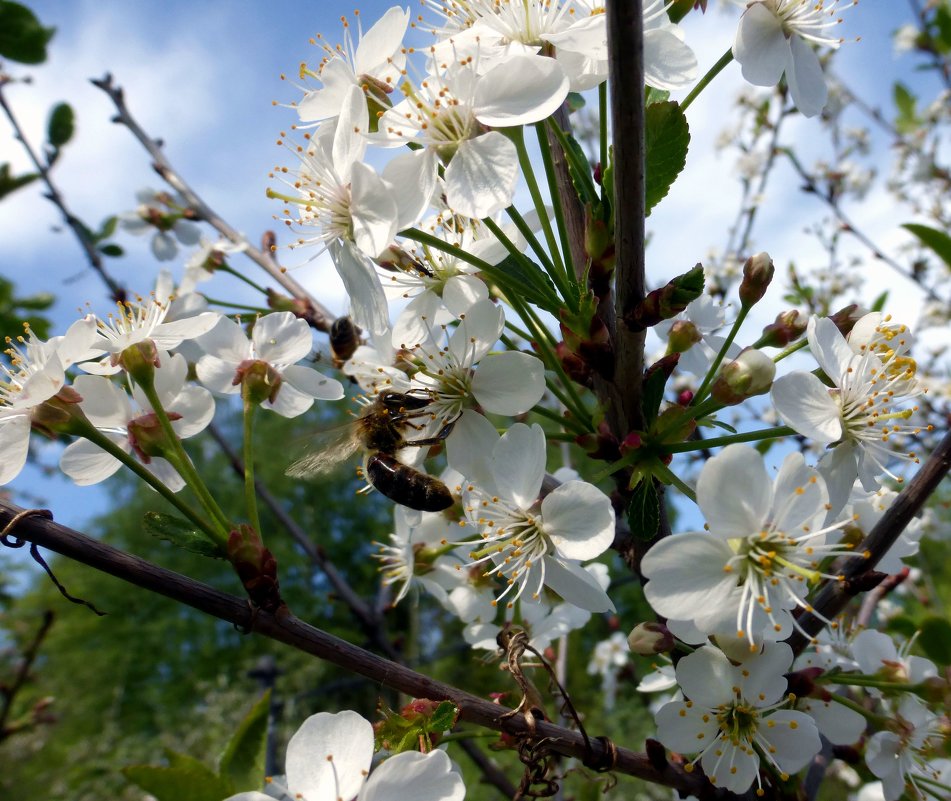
[788,429,951,654]
[0,499,713,798]
[0,608,54,741]
[205,422,399,660]
[90,73,334,329]
[0,79,126,302]
[456,738,518,799]
[605,0,647,441]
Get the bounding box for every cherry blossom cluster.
[4,1,949,800]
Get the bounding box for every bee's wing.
[285,424,361,478]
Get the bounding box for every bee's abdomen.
[366,453,453,512]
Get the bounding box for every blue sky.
[0,0,943,540]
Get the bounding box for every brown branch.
[457,738,518,799]
[0,499,713,798]
[90,73,334,330]
[205,422,399,660]
[0,609,54,741]
[0,79,126,303]
[788,429,951,654]
[605,0,647,441]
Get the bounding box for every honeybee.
[329,316,360,367]
[286,390,456,512]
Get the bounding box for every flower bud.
[128,410,182,461]
[738,252,774,308]
[31,386,85,438]
[710,347,776,405]
[627,622,674,655]
[235,358,283,405]
[625,264,705,332]
[666,320,701,354]
[755,309,807,348]
[227,524,284,613]
[829,303,867,337]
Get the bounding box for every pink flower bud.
[710,347,776,405]
[627,622,674,655]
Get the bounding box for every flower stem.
[509,126,568,285]
[534,122,578,304]
[652,461,696,503]
[242,396,262,535]
[665,426,796,453]
[504,205,557,277]
[826,692,880,723]
[691,305,750,406]
[138,381,233,539]
[681,48,734,112]
[69,418,219,545]
[598,83,608,199]
[219,264,267,295]
[773,338,809,363]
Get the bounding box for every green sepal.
[143,512,224,559]
[218,690,271,791]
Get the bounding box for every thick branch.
[90,74,333,329]
[0,499,712,797]
[788,429,951,654]
[605,0,647,440]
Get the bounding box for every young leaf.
[47,102,75,148]
[917,616,951,665]
[493,254,562,314]
[143,512,224,558]
[122,758,234,801]
[893,82,920,134]
[0,162,39,201]
[645,101,690,216]
[218,691,271,792]
[902,222,951,269]
[0,0,55,63]
[99,243,125,257]
[627,479,660,541]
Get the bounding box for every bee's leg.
[403,419,456,447]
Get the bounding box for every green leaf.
[699,418,737,434]
[47,103,75,148]
[429,701,459,733]
[142,512,224,558]
[122,758,234,801]
[492,254,562,314]
[893,83,920,134]
[0,162,39,201]
[558,127,598,205]
[933,4,951,53]
[645,101,690,216]
[218,691,271,792]
[642,366,668,427]
[97,214,119,241]
[627,479,659,541]
[565,91,586,113]
[645,87,670,106]
[0,1,55,64]
[902,222,951,269]
[13,291,54,311]
[870,291,889,312]
[917,616,951,665]
[99,243,124,257]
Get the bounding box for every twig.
[0,498,713,798]
[457,738,519,800]
[90,74,334,329]
[781,148,943,304]
[0,609,54,741]
[0,79,126,302]
[205,422,399,660]
[856,568,911,629]
[788,429,951,654]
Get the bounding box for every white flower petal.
[252,312,312,365]
[540,481,614,560]
[491,423,545,508]
[350,161,399,259]
[444,133,519,219]
[285,711,373,801]
[0,414,31,485]
[60,435,125,485]
[675,645,737,708]
[282,364,345,401]
[359,749,464,801]
[471,351,545,415]
[195,355,241,395]
[474,55,569,127]
[733,2,788,87]
[696,444,771,537]
[771,371,843,443]
[758,710,821,774]
[73,374,132,427]
[541,556,615,613]
[786,33,827,117]
[330,239,390,336]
